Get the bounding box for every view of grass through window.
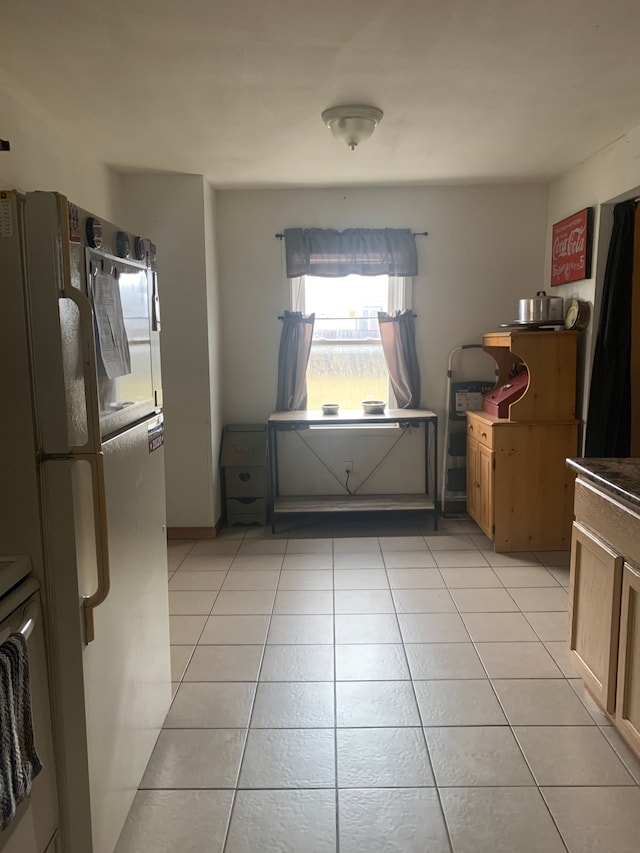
[303,275,389,410]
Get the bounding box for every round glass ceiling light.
[321,105,383,150]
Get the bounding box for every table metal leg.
[268,425,279,534]
[425,418,438,531]
[432,418,438,530]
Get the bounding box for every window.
[292,274,410,409]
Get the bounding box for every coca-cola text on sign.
[551,207,593,286]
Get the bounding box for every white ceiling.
[3,0,640,187]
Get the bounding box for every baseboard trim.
[167,526,216,540]
[442,500,468,516]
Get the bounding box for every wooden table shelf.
[273,494,436,514]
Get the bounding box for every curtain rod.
[275,231,428,239]
[278,313,417,320]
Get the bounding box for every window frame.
[290,274,413,408]
[291,275,412,315]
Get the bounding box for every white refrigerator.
[0,190,172,853]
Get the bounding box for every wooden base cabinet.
[568,522,623,713]
[466,424,494,538]
[568,472,640,760]
[616,563,640,756]
[466,412,577,551]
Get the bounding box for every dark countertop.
[567,458,640,509]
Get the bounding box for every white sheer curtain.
[378,310,421,408]
[275,311,315,411]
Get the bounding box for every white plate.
[499,320,563,329]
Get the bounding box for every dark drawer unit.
[225,466,266,499]
[220,424,267,526]
[227,498,267,527]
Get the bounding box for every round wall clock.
[564,298,591,331]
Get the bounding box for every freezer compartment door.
[23,193,158,455]
[86,252,157,438]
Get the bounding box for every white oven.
[0,559,58,853]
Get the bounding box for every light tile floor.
[116,514,640,853]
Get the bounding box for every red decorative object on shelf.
[483,368,529,418]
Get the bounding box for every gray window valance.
[284,228,418,278]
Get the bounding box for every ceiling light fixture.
[321,105,383,150]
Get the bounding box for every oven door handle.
[18,603,38,641]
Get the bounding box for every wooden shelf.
[482,330,578,422]
[274,494,436,514]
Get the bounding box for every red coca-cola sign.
[551,207,593,286]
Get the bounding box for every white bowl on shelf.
[321,403,340,415]
[361,400,386,414]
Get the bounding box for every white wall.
[217,185,549,422]
[216,185,549,496]
[203,181,224,523]
[544,121,640,435]
[276,425,426,497]
[0,86,119,217]
[0,84,224,529]
[119,173,221,530]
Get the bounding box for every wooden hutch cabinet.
[466,330,578,552]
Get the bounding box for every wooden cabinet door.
[568,522,624,713]
[616,562,640,755]
[477,443,494,539]
[466,435,479,522]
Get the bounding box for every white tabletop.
[268,408,437,425]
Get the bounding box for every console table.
[267,408,438,533]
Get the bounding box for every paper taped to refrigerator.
[93,272,131,379]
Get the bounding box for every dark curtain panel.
[631,208,640,455]
[378,310,421,408]
[284,228,418,278]
[585,200,635,457]
[275,311,315,411]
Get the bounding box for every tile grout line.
[174,530,276,852]
[444,569,572,853]
[166,532,248,853]
[331,535,341,853]
[388,533,574,852]
[219,542,284,853]
[382,531,456,853]
[168,538,241,700]
[164,527,604,853]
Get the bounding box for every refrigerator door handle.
[0,602,37,645]
[18,602,38,641]
[60,276,102,455]
[57,194,102,455]
[82,451,111,644]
